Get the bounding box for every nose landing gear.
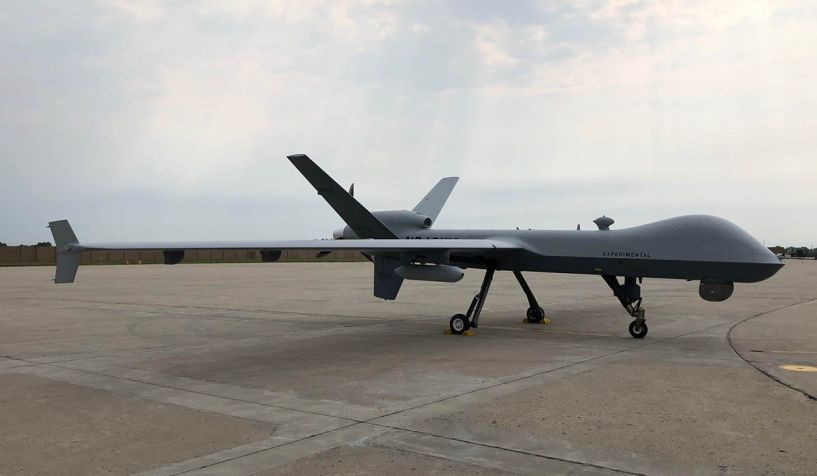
[602,275,648,338]
[628,317,648,338]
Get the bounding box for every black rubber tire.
[450,314,470,335]
[628,319,648,338]
[526,306,545,323]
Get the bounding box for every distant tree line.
[782,247,817,258]
[0,241,51,247]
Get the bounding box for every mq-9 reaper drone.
[49,155,783,338]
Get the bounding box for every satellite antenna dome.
[593,216,614,230]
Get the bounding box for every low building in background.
[768,246,785,256]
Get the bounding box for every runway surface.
[1,261,816,475]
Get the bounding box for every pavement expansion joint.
[9,317,730,476]
[4,263,817,475]
[727,297,817,402]
[368,425,650,476]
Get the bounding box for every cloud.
[0,0,815,245]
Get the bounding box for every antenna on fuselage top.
[349,183,354,197]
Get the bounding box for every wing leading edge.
[48,218,519,284]
[67,238,519,253]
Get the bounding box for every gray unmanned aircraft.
[49,154,783,338]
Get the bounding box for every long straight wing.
[49,219,519,284]
[69,239,518,253]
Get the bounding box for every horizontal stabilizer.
[287,154,397,239]
[413,177,459,222]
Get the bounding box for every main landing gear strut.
[602,275,648,338]
[449,267,495,334]
[514,271,547,324]
[448,268,547,335]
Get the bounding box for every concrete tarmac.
[0,261,815,475]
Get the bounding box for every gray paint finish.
[48,154,782,301]
[412,176,459,222]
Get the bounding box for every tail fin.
[413,177,459,222]
[287,154,397,239]
[48,219,81,284]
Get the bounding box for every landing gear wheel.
[526,306,546,323]
[449,314,470,335]
[628,319,648,338]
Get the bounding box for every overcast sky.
[2,0,815,245]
